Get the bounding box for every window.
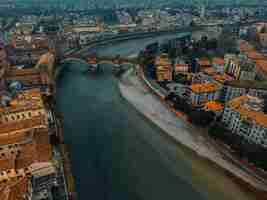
[11,116,15,120]
[28,112,32,117]
[17,115,20,120]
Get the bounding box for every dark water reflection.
[56,35,257,200]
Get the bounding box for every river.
[56,35,258,200]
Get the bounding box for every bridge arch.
[54,58,90,80]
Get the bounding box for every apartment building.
[155,54,172,82]
[221,80,267,102]
[189,82,220,106]
[225,55,256,81]
[222,95,267,148]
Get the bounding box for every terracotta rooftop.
[203,67,216,76]
[0,176,29,200]
[157,65,172,71]
[88,57,97,65]
[204,101,224,111]
[228,95,267,128]
[0,116,47,135]
[175,63,188,68]
[198,58,211,67]
[155,59,171,66]
[246,51,265,60]
[36,52,50,65]
[255,59,267,75]
[0,167,31,200]
[0,89,44,115]
[239,41,255,53]
[6,68,40,77]
[191,82,220,93]
[213,73,234,84]
[212,57,225,66]
[0,162,55,200]
[0,128,51,170]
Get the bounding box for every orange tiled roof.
[198,58,211,67]
[6,68,40,77]
[255,59,267,74]
[228,96,267,128]
[88,60,97,65]
[205,101,224,111]
[175,64,188,68]
[34,132,53,163]
[0,168,30,200]
[0,116,46,134]
[246,50,265,60]
[38,53,50,65]
[0,128,52,170]
[155,59,171,66]
[213,73,234,83]
[191,82,220,93]
[203,67,216,76]
[212,57,225,66]
[0,89,44,114]
[0,130,32,146]
[239,41,255,53]
[175,64,188,73]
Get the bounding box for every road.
[55,34,259,200]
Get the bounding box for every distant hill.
[9,0,267,8]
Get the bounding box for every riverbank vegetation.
[209,123,267,171]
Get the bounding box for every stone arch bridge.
[34,51,139,85]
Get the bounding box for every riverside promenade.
[119,66,267,193]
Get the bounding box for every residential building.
[204,101,224,116]
[212,57,225,74]
[0,161,57,200]
[166,83,189,99]
[221,80,267,103]
[225,55,256,81]
[189,82,220,106]
[202,67,217,77]
[0,168,32,200]
[255,59,267,79]
[0,41,9,79]
[222,95,267,148]
[213,73,234,86]
[0,89,52,169]
[246,50,265,61]
[198,58,211,69]
[31,162,57,199]
[239,40,255,54]
[258,33,267,48]
[6,67,50,90]
[155,54,172,82]
[174,63,189,74]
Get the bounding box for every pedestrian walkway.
[119,67,267,192]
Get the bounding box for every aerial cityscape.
[1,0,267,200]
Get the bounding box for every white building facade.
[222,96,267,148]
